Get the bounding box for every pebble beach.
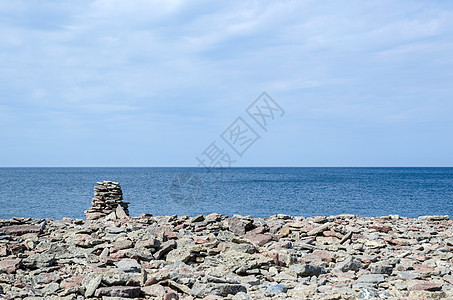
[1,212,452,299]
[1,181,452,299]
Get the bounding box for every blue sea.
[0,168,452,220]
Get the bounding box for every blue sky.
[0,0,452,167]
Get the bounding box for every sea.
[0,167,452,220]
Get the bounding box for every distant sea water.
[0,167,452,220]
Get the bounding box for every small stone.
[408,290,446,299]
[0,246,8,257]
[115,258,141,273]
[190,282,247,298]
[42,282,60,294]
[105,226,126,234]
[116,205,129,219]
[135,239,160,249]
[274,272,297,282]
[336,256,363,272]
[94,286,141,297]
[154,240,177,259]
[191,215,205,222]
[166,248,192,263]
[358,287,379,299]
[418,215,449,221]
[355,274,386,286]
[83,274,103,297]
[142,284,166,297]
[267,284,288,294]
[307,223,331,236]
[99,247,110,262]
[232,292,253,300]
[369,263,393,275]
[113,237,134,250]
[289,264,324,277]
[227,216,254,235]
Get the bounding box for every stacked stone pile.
[84,181,129,220]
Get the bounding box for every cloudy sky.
[1,0,452,167]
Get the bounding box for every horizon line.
[1,166,453,168]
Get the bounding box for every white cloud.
[1,0,453,166]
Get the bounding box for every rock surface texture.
[84,181,129,221]
[0,213,452,299]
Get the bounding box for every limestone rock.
[84,181,129,220]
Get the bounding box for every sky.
[0,0,452,167]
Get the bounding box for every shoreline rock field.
[1,213,452,299]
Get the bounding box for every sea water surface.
[0,167,452,220]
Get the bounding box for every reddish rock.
[174,224,185,230]
[144,277,158,286]
[323,230,338,237]
[249,226,267,234]
[411,283,443,291]
[413,264,435,273]
[110,249,129,259]
[61,275,84,289]
[370,224,391,233]
[194,226,207,232]
[264,251,285,266]
[164,291,179,300]
[312,250,333,262]
[244,233,274,246]
[74,234,90,241]
[34,272,62,284]
[385,238,410,246]
[301,253,322,264]
[142,284,166,297]
[360,257,372,264]
[194,237,210,244]
[164,231,178,240]
[85,212,106,220]
[0,258,21,273]
[207,248,221,255]
[298,223,316,233]
[414,256,428,262]
[1,225,41,236]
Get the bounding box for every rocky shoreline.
[0,213,452,299]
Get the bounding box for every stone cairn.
[84,180,130,220]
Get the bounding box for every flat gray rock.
[114,258,141,273]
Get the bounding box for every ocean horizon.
[1,167,452,220]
